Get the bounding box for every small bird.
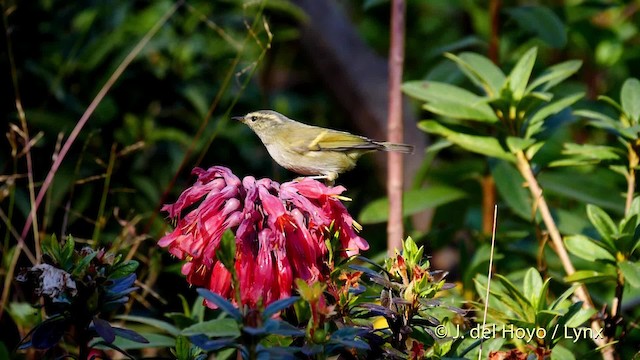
[233,110,414,182]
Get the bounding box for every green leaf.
[495,274,534,321]
[564,270,616,283]
[523,268,544,310]
[551,345,576,360]
[619,260,640,288]
[115,315,180,337]
[508,47,538,100]
[527,60,582,93]
[491,160,532,221]
[359,185,466,224]
[181,318,240,337]
[71,251,97,277]
[216,229,237,272]
[98,333,175,350]
[538,171,625,214]
[548,143,622,167]
[444,52,506,98]
[525,93,584,138]
[109,260,139,280]
[423,101,497,123]
[506,137,536,153]
[402,81,498,122]
[507,6,567,49]
[563,307,597,328]
[621,78,640,123]
[418,121,515,161]
[586,204,618,249]
[564,235,615,262]
[549,284,579,310]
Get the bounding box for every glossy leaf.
[619,260,640,288]
[525,93,584,138]
[523,268,544,310]
[93,318,116,344]
[551,345,576,360]
[507,6,567,48]
[359,184,465,224]
[563,307,597,328]
[418,120,515,161]
[539,171,625,213]
[564,270,616,283]
[112,327,149,343]
[181,318,240,337]
[109,260,139,280]
[506,137,536,153]
[586,204,618,248]
[444,52,505,98]
[508,47,537,100]
[527,60,582,93]
[402,81,498,122]
[564,235,615,262]
[196,289,242,320]
[262,296,300,319]
[491,160,532,221]
[115,315,180,337]
[549,143,622,167]
[621,78,640,123]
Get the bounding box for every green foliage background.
[2,0,640,358]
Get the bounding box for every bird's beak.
[231,116,244,122]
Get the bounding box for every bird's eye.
[251,116,258,122]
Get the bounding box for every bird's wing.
[290,127,384,153]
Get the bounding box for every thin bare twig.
[387,0,406,255]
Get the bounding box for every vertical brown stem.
[482,0,500,235]
[488,0,501,64]
[387,0,406,255]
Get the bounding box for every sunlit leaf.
[527,60,582,93]
[564,270,616,283]
[619,260,640,288]
[402,81,498,122]
[181,318,240,337]
[359,184,466,224]
[564,235,615,262]
[444,52,506,98]
[586,204,618,248]
[621,78,640,123]
[523,268,543,310]
[418,121,515,161]
[551,345,576,360]
[525,92,584,138]
[507,47,537,100]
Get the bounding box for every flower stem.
[515,151,612,358]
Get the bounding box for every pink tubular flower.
[158,166,368,308]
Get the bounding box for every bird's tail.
[380,142,414,154]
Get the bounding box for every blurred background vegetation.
[2,0,640,357]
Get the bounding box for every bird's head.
[232,110,287,135]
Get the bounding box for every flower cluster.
[159,166,368,308]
